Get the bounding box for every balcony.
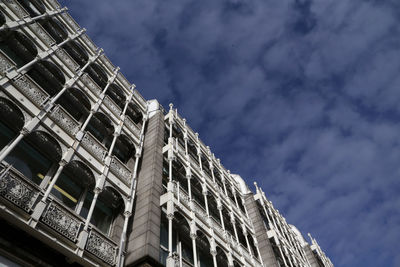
[12,74,50,107]
[3,0,29,19]
[86,227,118,265]
[81,131,108,161]
[103,95,122,117]
[0,50,16,76]
[0,164,40,212]
[55,48,80,72]
[29,22,56,47]
[49,104,80,137]
[124,116,141,139]
[109,155,132,186]
[80,72,102,97]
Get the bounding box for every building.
[0,0,333,266]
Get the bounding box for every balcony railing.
[100,54,115,73]
[81,132,107,161]
[29,22,56,47]
[0,51,16,75]
[55,48,80,72]
[13,74,50,107]
[3,0,28,19]
[124,116,141,139]
[61,12,80,32]
[117,73,131,91]
[103,95,121,117]
[0,164,40,212]
[86,228,118,265]
[49,104,80,137]
[132,89,146,108]
[109,155,132,186]
[81,34,97,54]
[80,72,101,97]
[41,199,83,242]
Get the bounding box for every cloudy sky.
[60,0,400,266]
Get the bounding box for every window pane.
[5,139,52,185]
[51,172,84,210]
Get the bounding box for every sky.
[60,0,400,266]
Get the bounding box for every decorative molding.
[86,230,117,265]
[41,201,82,241]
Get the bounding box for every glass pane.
[0,121,16,150]
[91,196,113,234]
[51,172,84,210]
[5,139,52,185]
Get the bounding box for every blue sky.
[60,0,400,266]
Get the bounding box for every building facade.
[0,0,333,267]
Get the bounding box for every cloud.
[60,0,400,266]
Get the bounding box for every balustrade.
[124,116,141,139]
[86,228,118,265]
[81,132,107,161]
[61,13,80,32]
[109,155,132,186]
[49,104,80,136]
[3,0,29,19]
[0,165,40,212]
[0,51,16,75]
[55,48,80,72]
[80,72,101,96]
[29,22,56,47]
[41,200,82,241]
[103,95,121,117]
[13,74,50,107]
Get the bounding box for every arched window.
[222,208,235,238]
[174,213,193,265]
[81,186,124,235]
[237,196,246,214]
[196,230,213,267]
[0,98,24,150]
[27,60,65,96]
[187,138,197,163]
[171,160,187,192]
[0,30,37,67]
[191,176,205,208]
[86,112,114,144]
[106,84,126,110]
[40,18,68,44]
[51,160,95,210]
[213,170,224,191]
[207,194,221,225]
[236,221,247,249]
[201,155,211,177]
[84,63,108,89]
[172,124,184,148]
[56,87,90,122]
[16,0,46,17]
[4,131,62,185]
[216,247,228,267]
[126,102,143,125]
[63,40,89,68]
[111,134,135,165]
